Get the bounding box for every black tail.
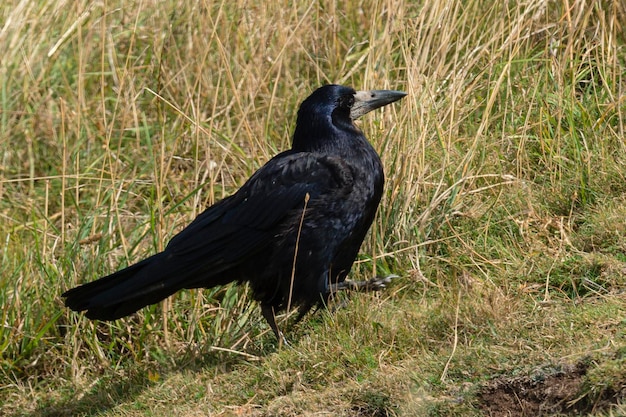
[63,252,191,320]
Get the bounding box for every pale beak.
[350,89,407,120]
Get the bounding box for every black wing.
[160,150,355,285]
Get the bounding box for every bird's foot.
[330,274,399,293]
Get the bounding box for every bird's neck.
[292,117,368,154]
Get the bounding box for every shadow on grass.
[19,344,274,417]
[31,372,155,417]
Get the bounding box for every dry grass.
[1,0,625,415]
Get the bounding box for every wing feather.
[162,151,353,273]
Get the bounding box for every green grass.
[1,0,626,415]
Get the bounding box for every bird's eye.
[339,95,355,109]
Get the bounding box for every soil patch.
[477,361,622,416]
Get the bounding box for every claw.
[329,274,399,293]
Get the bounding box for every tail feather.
[63,252,189,320]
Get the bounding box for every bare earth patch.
[477,361,624,416]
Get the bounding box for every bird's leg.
[261,304,289,347]
[329,274,399,294]
[291,302,317,327]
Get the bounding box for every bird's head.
[292,84,406,151]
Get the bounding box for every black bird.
[63,84,406,341]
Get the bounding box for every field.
[1,0,626,415]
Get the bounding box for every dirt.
[477,361,621,417]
